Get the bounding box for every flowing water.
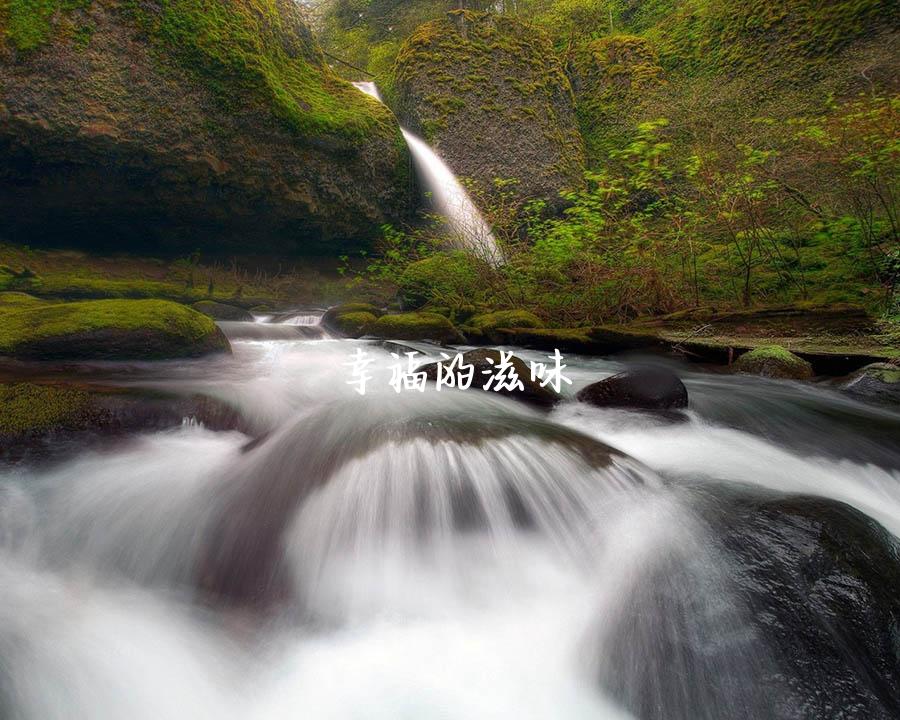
[352,81,501,264]
[1,329,899,719]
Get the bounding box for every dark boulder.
[594,488,900,720]
[841,362,900,405]
[576,366,688,410]
[420,348,560,408]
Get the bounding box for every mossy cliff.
[0,0,413,254]
[392,10,584,207]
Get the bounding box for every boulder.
[0,0,412,253]
[576,366,688,410]
[321,303,382,337]
[392,11,584,207]
[595,489,900,720]
[0,381,248,462]
[734,345,814,380]
[841,362,900,405]
[421,348,560,408]
[191,301,253,322]
[398,251,484,309]
[0,298,230,360]
[368,312,464,344]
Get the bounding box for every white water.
[352,81,502,264]
[1,335,899,719]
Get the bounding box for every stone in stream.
[576,366,688,410]
[420,349,561,408]
[734,345,814,380]
[840,362,900,405]
[321,303,382,338]
[595,489,900,720]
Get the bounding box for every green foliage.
[398,251,483,309]
[333,310,377,335]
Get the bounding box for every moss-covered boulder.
[398,251,483,309]
[369,312,463,344]
[0,0,412,253]
[393,11,584,207]
[321,302,382,336]
[0,298,230,359]
[192,300,253,322]
[841,362,900,405]
[735,345,814,380]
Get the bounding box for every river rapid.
[1,321,899,720]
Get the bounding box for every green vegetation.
[734,345,814,380]
[0,298,229,359]
[0,382,92,437]
[398,251,483,309]
[333,310,377,336]
[468,310,544,332]
[369,311,462,342]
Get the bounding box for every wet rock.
[0,298,230,360]
[841,362,900,405]
[420,348,560,407]
[0,381,249,463]
[393,10,584,208]
[215,322,319,341]
[192,301,253,322]
[734,345,814,380]
[576,366,688,410]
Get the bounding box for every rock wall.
[0,0,414,254]
[392,11,585,208]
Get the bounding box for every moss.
[734,344,814,380]
[2,0,399,144]
[0,298,229,359]
[0,291,45,307]
[398,251,483,309]
[369,312,462,343]
[191,300,252,321]
[469,310,545,332]
[332,311,376,337]
[0,382,93,437]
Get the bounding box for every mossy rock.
[192,300,253,322]
[841,362,900,405]
[369,312,463,344]
[734,345,814,380]
[393,10,584,207]
[0,382,95,438]
[469,310,545,333]
[332,311,377,338]
[398,252,483,309]
[0,298,230,360]
[321,302,382,336]
[0,0,412,253]
[0,291,45,307]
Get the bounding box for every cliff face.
[0,0,413,254]
[392,11,585,209]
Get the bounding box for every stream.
[1,320,899,719]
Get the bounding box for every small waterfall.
[352,81,502,265]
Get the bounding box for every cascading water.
[1,330,899,719]
[352,81,502,265]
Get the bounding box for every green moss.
[2,0,399,145]
[469,310,545,332]
[369,312,462,343]
[735,344,814,380]
[0,291,45,307]
[0,382,92,437]
[0,298,228,359]
[398,251,483,309]
[333,311,376,337]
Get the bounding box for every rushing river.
[1,322,899,720]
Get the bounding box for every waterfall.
[352,81,502,265]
